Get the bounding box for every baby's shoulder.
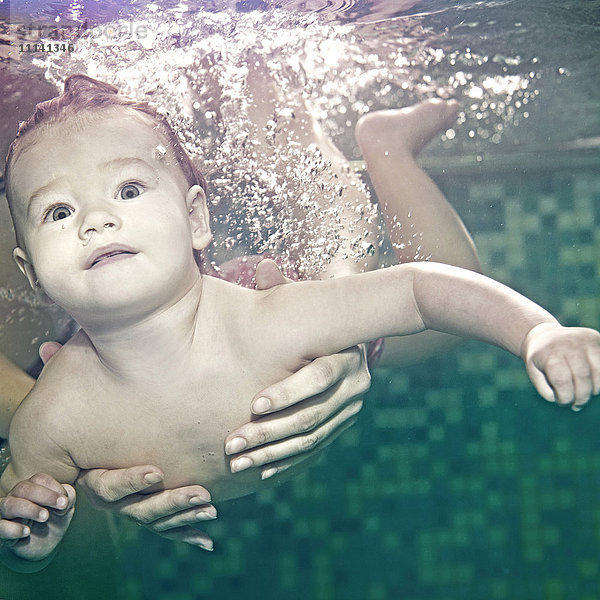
[40,330,99,383]
[21,331,100,416]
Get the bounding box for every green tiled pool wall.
[121,168,600,600]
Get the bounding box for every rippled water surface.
[4,0,600,150]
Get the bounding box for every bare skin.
[355,98,479,269]
[355,98,481,366]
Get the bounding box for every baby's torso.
[71,360,293,501]
[59,279,307,502]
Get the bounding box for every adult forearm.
[0,354,34,439]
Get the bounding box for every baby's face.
[9,111,209,325]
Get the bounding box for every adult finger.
[149,504,217,532]
[249,350,362,416]
[78,466,168,504]
[0,519,31,540]
[115,486,214,526]
[39,341,63,365]
[260,410,359,480]
[230,399,362,473]
[254,259,292,289]
[226,384,361,458]
[9,475,68,511]
[154,526,214,551]
[0,496,51,523]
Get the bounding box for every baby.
[1,75,599,568]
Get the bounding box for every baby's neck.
[80,276,206,378]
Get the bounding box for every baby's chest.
[71,363,278,484]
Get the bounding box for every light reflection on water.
[5,0,599,150]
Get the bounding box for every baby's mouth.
[86,244,138,269]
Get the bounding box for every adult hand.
[224,259,370,480]
[77,467,215,551]
[38,343,216,551]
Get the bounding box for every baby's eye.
[119,183,143,200]
[45,205,73,221]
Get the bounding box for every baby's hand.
[522,322,600,410]
[0,473,75,562]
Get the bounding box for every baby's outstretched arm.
[261,262,600,409]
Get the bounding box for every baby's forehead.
[9,108,187,203]
[62,107,161,144]
[23,108,180,174]
[16,107,157,155]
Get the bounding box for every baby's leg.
[355,99,480,271]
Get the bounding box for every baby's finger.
[156,526,214,551]
[587,346,600,396]
[250,351,359,415]
[0,518,31,540]
[149,504,217,533]
[78,465,166,503]
[567,354,593,409]
[541,356,576,405]
[230,400,362,473]
[526,361,556,403]
[116,486,213,526]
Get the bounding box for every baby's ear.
[186,185,213,250]
[13,247,37,289]
[13,247,55,306]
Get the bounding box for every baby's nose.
[78,209,122,241]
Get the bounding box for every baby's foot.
[355,98,459,159]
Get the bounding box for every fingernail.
[196,510,217,520]
[144,472,163,484]
[225,437,247,455]
[56,496,67,509]
[231,456,253,473]
[261,467,278,480]
[199,540,214,552]
[252,396,271,414]
[189,494,211,505]
[21,526,30,537]
[38,509,49,521]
